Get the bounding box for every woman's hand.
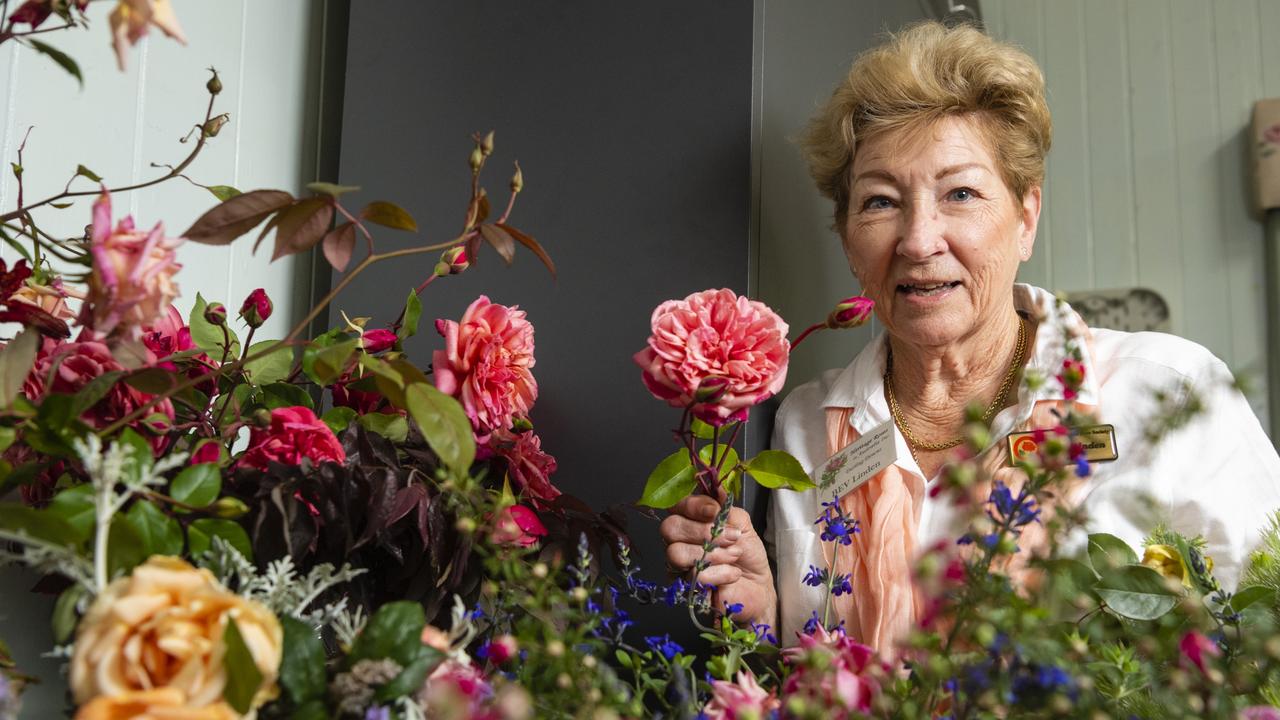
[659,495,777,627]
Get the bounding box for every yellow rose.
[70,557,282,718]
[1141,544,1190,587]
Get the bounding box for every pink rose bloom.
[1179,631,1221,675]
[433,296,537,441]
[1242,708,1280,720]
[780,624,883,717]
[703,671,780,720]
[634,289,789,426]
[83,189,183,338]
[238,406,346,470]
[491,429,560,505]
[418,659,494,718]
[490,505,547,548]
[141,306,199,368]
[22,336,175,452]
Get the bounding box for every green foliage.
[190,293,240,357]
[348,601,427,667]
[223,618,266,714]
[638,450,695,509]
[243,341,294,385]
[279,616,327,706]
[744,449,815,491]
[169,464,222,508]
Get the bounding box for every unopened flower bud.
[582,654,597,669]
[435,246,470,277]
[556,672,572,689]
[485,634,518,664]
[510,164,524,193]
[532,562,548,579]
[694,375,730,404]
[206,68,223,96]
[480,131,495,156]
[571,587,589,603]
[238,288,272,328]
[360,328,397,354]
[252,408,273,428]
[209,497,249,519]
[469,146,484,172]
[456,517,477,534]
[546,639,564,657]
[203,302,227,326]
[202,113,230,138]
[826,295,874,330]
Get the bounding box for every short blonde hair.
[801,22,1052,223]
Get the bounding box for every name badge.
[812,420,898,499]
[1006,423,1119,465]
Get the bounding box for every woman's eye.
[946,187,976,202]
[861,196,894,211]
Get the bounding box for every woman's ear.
[1018,185,1042,259]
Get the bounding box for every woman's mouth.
[897,281,961,297]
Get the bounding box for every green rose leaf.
[0,328,40,408]
[0,502,79,548]
[223,618,266,714]
[188,519,254,562]
[373,650,444,702]
[320,406,359,434]
[745,450,815,492]
[74,164,102,183]
[303,338,357,387]
[1095,564,1182,621]
[358,412,409,443]
[170,464,222,508]
[52,584,86,644]
[348,601,427,667]
[306,181,361,198]
[45,483,96,546]
[360,200,418,232]
[260,382,314,411]
[28,39,81,87]
[400,289,423,340]
[125,500,184,557]
[244,341,294,386]
[1230,585,1276,613]
[68,370,126,417]
[280,616,327,705]
[0,426,15,455]
[381,360,474,473]
[698,444,740,483]
[1087,532,1138,572]
[291,701,329,720]
[106,516,149,579]
[638,450,695,509]
[207,185,242,201]
[690,418,737,440]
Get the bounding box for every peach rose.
[84,189,183,338]
[76,687,238,720]
[109,0,186,70]
[70,557,282,716]
[634,289,789,426]
[433,296,537,442]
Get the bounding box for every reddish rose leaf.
[271,199,334,262]
[496,223,556,279]
[360,201,418,232]
[322,222,357,272]
[183,189,294,245]
[464,232,482,269]
[478,224,515,265]
[476,193,490,224]
[252,212,283,255]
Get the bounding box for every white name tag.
[811,419,898,499]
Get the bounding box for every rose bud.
[190,440,222,466]
[239,288,272,328]
[483,634,518,664]
[434,246,470,277]
[826,296,874,330]
[694,375,731,404]
[251,407,273,428]
[209,497,249,519]
[480,130,495,157]
[206,68,223,96]
[203,302,227,326]
[469,146,484,171]
[360,328,397,354]
[510,163,524,193]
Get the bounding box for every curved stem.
[790,322,826,351]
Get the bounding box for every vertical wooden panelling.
[1169,2,1234,365]
[1084,0,1136,290]
[1263,0,1280,98]
[996,0,1053,290]
[1127,0,1185,336]
[1043,0,1094,293]
[1213,0,1269,423]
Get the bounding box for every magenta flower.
[826,296,874,329]
[239,288,273,329]
[1179,631,1221,675]
[360,328,398,354]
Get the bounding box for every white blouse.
[767,284,1280,643]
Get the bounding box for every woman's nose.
[897,202,947,260]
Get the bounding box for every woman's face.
[843,115,1041,349]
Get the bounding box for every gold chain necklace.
[885,316,1028,454]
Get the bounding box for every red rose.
[238,406,346,470]
[238,288,272,329]
[190,440,221,466]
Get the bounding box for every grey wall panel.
[336,1,754,642]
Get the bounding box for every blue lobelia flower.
[750,621,778,645]
[645,634,684,660]
[665,578,690,607]
[724,601,745,616]
[831,573,853,596]
[803,611,821,635]
[815,495,861,546]
[802,565,827,587]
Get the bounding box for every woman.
[659,21,1280,649]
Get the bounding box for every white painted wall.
[984,0,1278,430]
[0,2,318,715]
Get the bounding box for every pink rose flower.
[1242,708,1280,720]
[0,258,72,338]
[109,0,186,70]
[634,289,789,426]
[433,296,537,441]
[1179,631,1221,675]
[141,306,197,368]
[489,505,547,548]
[190,440,221,466]
[22,336,175,452]
[781,624,883,717]
[83,189,183,338]
[238,406,346,470]
[490,430,560,505]
[702,671,780,720]
[418,659,493,717]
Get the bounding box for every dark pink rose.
[330,368,389,415]
[826,296,874,329]
[433,296,537,441]
[238,288,272,328]
[190,440,221,466]
[491,430,560,504]
[490,505,547,548]
[141,306,199,368]
[360,328,397,354]
[238,406,346,470]
[421,659,493,715]
[479,634,519,664]
[634,289,789,426]
[1180,631,1221,675]
[23,336,175,453]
